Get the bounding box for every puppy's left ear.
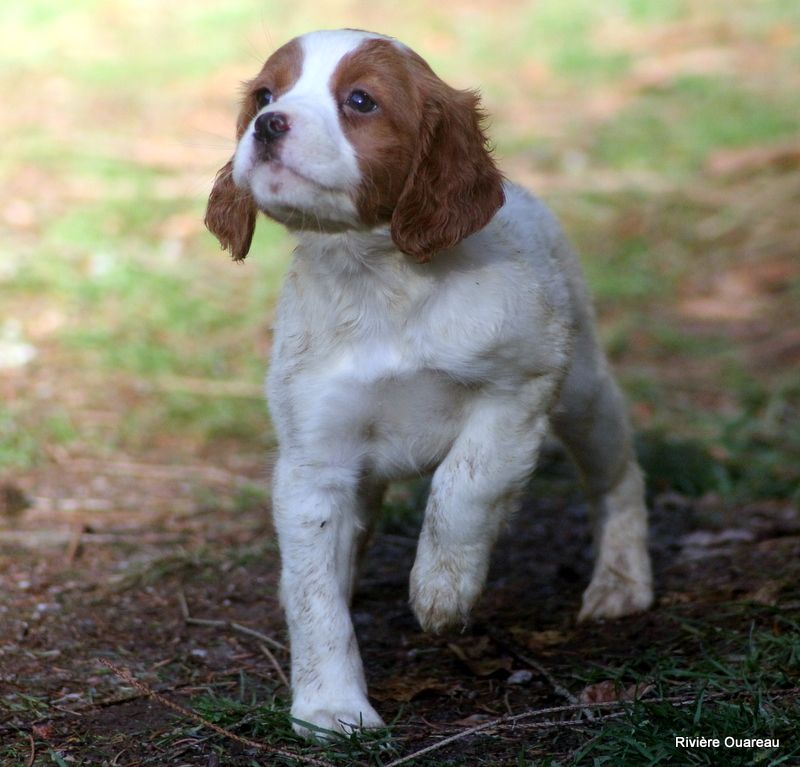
[204,159,257,261]
[391,87,505,262]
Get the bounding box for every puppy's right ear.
[204,159,257,261]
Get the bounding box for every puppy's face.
[206,29,504,263]
[232,33,362,232]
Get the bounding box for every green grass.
[636,432,722,498]
[592,76,800,175]
[542,609,800,766]
[563,696,799,766]
[14,214,289,365]
[161,393,270,444]
[519,1,633,81]
[0,407,40,469]
[581,237,671,303]
[183,607,800,766]
[629,371,800,504]
[0,403,81,471]
[0,693,56,765]
[715,376,800,503]
[0,2,265,83]
[189,689,398,766]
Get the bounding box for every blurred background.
[1,2,799,764]
[1,0,799,554]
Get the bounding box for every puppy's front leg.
[273,458,384,738]
[410,387,554,633]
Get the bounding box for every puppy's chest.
[272,288,476,472]
[288,325,469,440]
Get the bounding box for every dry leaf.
[579,680,621,704]
[452,713,494,726]
[32,722,55,740]
[371,675,450,703]
[746,581,785,606]
[622,682,655,701]
[448,641,513,677]
[579,680,654,704]
[509,627,568,651]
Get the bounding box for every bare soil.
[2,460,799,765]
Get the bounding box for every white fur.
[231,30,653,739]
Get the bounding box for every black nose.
[253,111,290,143]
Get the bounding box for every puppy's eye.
[254,88,273,109]
[346,90,378,113]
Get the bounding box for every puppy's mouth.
[249,156,350,198]
[242,161,355,232]
[265,160,321,189]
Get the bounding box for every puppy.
[205,29,653,738]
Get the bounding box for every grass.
[715,377,800,504]
[188,690,399,766]
[541,608,800,766]
[563,696,799,766]
[0,407,40,469]
[592,76,800,176]
[628,369,800,504]
[0,2,262,84]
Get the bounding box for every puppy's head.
[205,29,504,262]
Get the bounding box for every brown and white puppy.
[206,29,653,739]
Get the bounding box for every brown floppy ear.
[204,159,257,261]
[391,87,505,262]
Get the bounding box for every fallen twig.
[185,618,286,651]
[515,650,588,716]
[514,709,628,730]
[260,643,290,688]
[177,588,287,652]
[98,659,332,767]
[93,691,149,709]
[26,730,35,767]
[488,627,591,719]
[176,587,191,620]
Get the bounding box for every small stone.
[507,669,534,685]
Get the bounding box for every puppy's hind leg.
[552,330,653,621]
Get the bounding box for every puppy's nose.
[254,111,290,143]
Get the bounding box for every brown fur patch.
[331,39,505,262]
[238,38,304,138]
[331,40,420,227]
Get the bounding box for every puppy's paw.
[578,564,653,622]
[410,547,485,634]
[291,698,384,740]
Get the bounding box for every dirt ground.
[2,451,799,765]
